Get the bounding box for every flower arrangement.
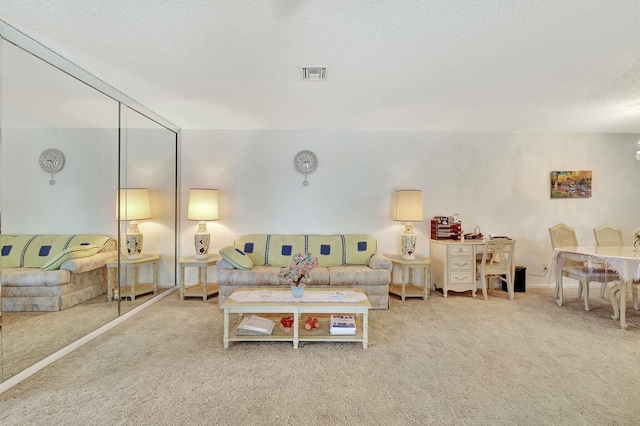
[279,251,318,287]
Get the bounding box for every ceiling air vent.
[302,67,327,81]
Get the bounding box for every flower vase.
[291,284,305,298]
[635,239,640,251]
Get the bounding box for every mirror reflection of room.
[116,106,177,315]
[0,33,178,383]
[0,39,120,380]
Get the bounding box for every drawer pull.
[453,276,467,281]
[453,262,469,268]
[458,248,463,253]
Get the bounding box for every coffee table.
[221,287,372,349]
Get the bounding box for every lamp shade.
[393,190,424,222]
[118,188,151,221]
[187,189,219,221]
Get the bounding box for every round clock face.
[39,149,65,173]
[294,150,318,174]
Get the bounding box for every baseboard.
[0,286,177,395]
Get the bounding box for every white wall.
[180,130,640,286]
[2,128,118,234]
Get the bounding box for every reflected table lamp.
[187,188,219,259]
[393,189,424,260]
[118,188,152,259]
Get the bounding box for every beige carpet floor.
[1,290,165,380]
[1,287,640,425]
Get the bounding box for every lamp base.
[400,226,417,260]
[126,221,143,259]
[194,222,210,259]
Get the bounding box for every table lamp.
[187,188,219,258]
[118,188,151,259]
[393,189,424,260]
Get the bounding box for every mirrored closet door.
[118,106,177,315]
[0,23,179,382]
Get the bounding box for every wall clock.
[39,148,65,185]
[293,150,318,186]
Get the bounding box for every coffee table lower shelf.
[229,316,365,346]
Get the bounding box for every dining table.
[553,246,640,330]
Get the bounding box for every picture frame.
[550,171,592,198]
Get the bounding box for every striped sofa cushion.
[343,234,377,265]
[230,234,378,268]
[307,235,344,267]
[1,234,113,269]
[234,234,269,266]
[266,234,306,267]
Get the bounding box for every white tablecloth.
[553,246,640,283]
[229,290,368,303]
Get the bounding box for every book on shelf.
[236,315,275,335]
[236,326,273,336]
[330,315,357,335]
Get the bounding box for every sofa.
[1,234,117,312]
[217,234,392,309]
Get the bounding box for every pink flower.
[279,251,319,286]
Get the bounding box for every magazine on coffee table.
[236,315,275,335]
[330,315,356,335]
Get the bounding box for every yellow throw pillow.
[41,245,100,271]
[219,246,254,270]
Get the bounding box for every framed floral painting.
[550,171,592,198]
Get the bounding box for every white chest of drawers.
[430,239,482,297]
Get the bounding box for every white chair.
[595,224,639,310]
[549,223,617,311]
[593,224,625,298]
[475,238,516,301]
[594,224,625,247]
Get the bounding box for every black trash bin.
[502,266,526,292]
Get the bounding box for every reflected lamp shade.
[187,189,219,259]
[118,188,152,259]
[393,190,424,260]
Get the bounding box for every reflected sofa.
[1,234,117,312]
[217,234,392,309]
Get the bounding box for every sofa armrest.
[60,250,118,274]
[216,258,238,270]
[369,253,393,271]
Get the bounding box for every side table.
[387,255,431,301]
[106,254,160,301]
[178,255,221,301]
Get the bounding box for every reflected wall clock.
[39,148,65,185]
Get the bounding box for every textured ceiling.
[2,0,640,132]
